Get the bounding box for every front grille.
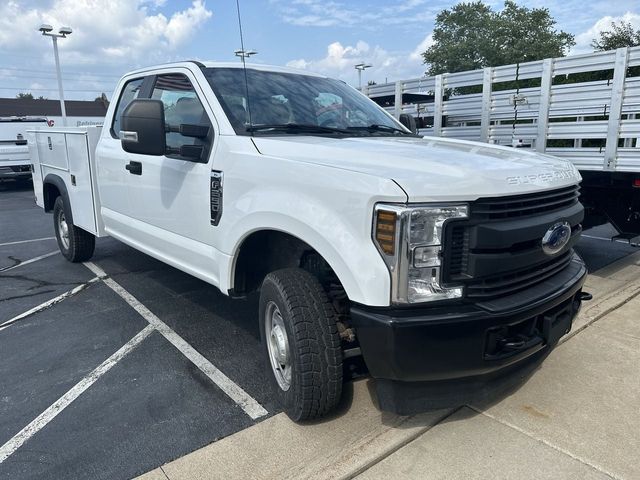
[444,185,582,300]
[465,251,572,299]
[448,225,468,277]
[471,185,580,220]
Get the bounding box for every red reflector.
[634,179,640,188]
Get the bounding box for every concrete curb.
[141,381,454,480]
[566,251,640,343]
[137,251,640,480]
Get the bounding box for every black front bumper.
[350,253,587,411]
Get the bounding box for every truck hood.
[252,136,581,202]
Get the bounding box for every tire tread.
[261,268,343,421]
[53,196,95,263]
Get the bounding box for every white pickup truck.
[28,61,589,421]
[1,116,48,182]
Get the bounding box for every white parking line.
[0,237,56,247]
[0,259,267,463]
[84,261,268,420]
[0,324,155,464]
[0,277,100,331]
[0,251,59,273]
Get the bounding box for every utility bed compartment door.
[65,133,97,234]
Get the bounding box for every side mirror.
[120,99,166,155]
[399,113,418,134]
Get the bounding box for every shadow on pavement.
[366,348,553,428]
[0,178,33,193]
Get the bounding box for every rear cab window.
[151,73,213,160]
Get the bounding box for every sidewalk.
[139,252,640,480]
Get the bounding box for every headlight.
[374,204,468,304]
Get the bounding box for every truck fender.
[223,210,390,307]
[43,174,71,218]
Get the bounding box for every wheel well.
[235,230,359,368]
[43,182,61,212]
[232,230,341,296]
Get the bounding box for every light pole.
[38,24,72,126]
[234,49,257,61]
[354,63,372,90]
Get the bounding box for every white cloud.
[572,12,640,55]
[0,0,213,66]
[165,0,212,48]
[286,37,429,86]
[409,33,433,61]
[286,59,310,70]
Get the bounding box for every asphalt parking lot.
[0,179,638,480]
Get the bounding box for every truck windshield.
[203,67,412,137]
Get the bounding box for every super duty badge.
[506,169,579,185]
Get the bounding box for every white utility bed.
[27,126,105,236]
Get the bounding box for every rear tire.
[259,268,343,422]
[53,196,95,263]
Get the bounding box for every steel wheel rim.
[265,301,292,391]
[57,209,70,250]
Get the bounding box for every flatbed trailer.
[366,46,640,238]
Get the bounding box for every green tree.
[95,92,110,107]
[16,92,34,100]
[592,21,640,51]
[423,1,574,75]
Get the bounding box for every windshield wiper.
[246,123,349,134]
[346,124,412,135]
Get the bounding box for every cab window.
[151,74,212,159]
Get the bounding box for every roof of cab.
[122,61,327,79]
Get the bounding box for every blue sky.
[0,0,639,100]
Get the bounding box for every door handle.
[125,161,142,175]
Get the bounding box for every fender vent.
[210,170,223,226]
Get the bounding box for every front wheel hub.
[265,301,292,391]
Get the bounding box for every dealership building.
[0,97,108,127]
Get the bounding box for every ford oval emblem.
[542,222,572,256]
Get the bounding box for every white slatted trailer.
[366,46,640,236]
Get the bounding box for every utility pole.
[354,63,372,90]
[39,25,72,126]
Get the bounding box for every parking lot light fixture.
[38,25,72,126]
[234,49,257,61]
[354,63,372,90]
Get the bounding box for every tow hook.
[572,291,592,316]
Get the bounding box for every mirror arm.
[164,144,205,162]
[164,123,210,138]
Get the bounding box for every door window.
[111,78,144,138]
[151,73,212,159]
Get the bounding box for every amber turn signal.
[375,210,397,255]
